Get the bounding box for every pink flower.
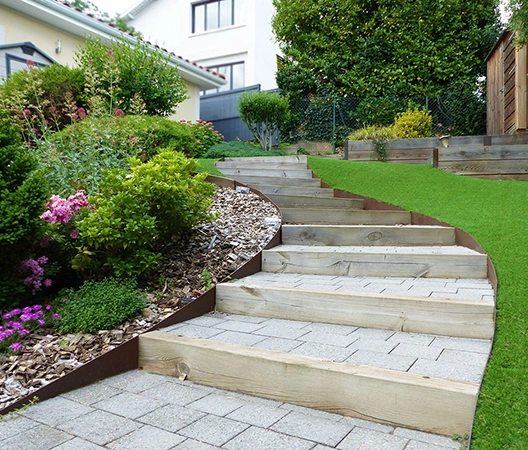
[70,229,80,239]
[115,109,125,118]
[43,278,53,288]
[9,342,22,352]
[23,109,31,118]
[77,107,87,119]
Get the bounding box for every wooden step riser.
[221,156,308,164]
[219,168,314,179]
[249,185,335,197]
[282,225,456,246]
[215,284,495,339]
[281,209,412,225]
[233,176,322,187]
[268,195,364,209]
[262,251,488,278]
[139,332,478,436]
[216,162,308,171]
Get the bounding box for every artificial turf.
[307,157,528,449]
[196,158,223,177]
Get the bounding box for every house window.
[203,62,245,94]
[192,0,237,33]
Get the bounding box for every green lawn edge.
[307,157,528,449]
[196,158,223,177]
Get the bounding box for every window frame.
[192,0,236,34]
[202,61,245,95]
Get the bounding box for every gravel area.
[0,186,280,411]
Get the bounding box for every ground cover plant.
[205,141,286,159]
[307,157,528,449]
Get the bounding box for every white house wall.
[129,0,280,90]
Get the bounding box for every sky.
[90,0,137,17]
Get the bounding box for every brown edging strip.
[0,176,281,415]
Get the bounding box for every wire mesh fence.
[280,93,487,144]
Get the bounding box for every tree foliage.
[272,0,501,98]
[237,91,290,150]
[508,0,528,46]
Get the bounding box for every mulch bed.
[0,186,280,411]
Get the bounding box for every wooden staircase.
[139,156,495,438]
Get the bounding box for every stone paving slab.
[162,312,491,384]
[228,272,495,302]
[0,370,464,449]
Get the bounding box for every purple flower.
[18,329,30,336]
[70,229,80,239]
[32,304,43,311]
[43,278,53,288]
[9,342,23,352]
[37,319,46,326]
[45,305,52,311]
[52,313,60,320]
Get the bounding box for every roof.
[0,0,226,90]
[122,0,157,20]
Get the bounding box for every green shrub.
[351,97,420,127]
[238,91,290,150]
[393,108,432,138]
[39,115,219,196]
[0,114,49,309]
[75,36,188,116]
[56,278,146,333]
[0,64,85,140]
[75,150,216,278]
[205,141,286,158]
[348,125,398,162]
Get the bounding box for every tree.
[508,0,528,46]
[237,91,290,150]
[272,0,501,98]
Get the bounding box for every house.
[0,0,226,120]
[123,0,280,94]
[486,30,528,135]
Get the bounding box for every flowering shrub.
[180,119,224,157]
[40,191,90,225]
[0,303,60,354]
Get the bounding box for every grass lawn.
[197,158,223,177]
[307,157,528,449]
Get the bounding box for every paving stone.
[299,330,359,347]
[60,382,123,405]
[165,323,224,339]
[224,426,316,450]
[437,348,490,367]
[229,391,284,408]
[263,318,313,329]
[409,359,484,383]
[291,341,356,362]
[214,319,267,333]
[185,314,229,327]
[394,427,460,448]
[57,409,141,446]
[108,424,186,450]
[405,441,459,450]
[254,324,311,339]
[99,370,169,393]
[340,416,394,433]
[178,415,249,447]
[347,338,399,354]
[0,414,40,440]
[19,396,93,427]
[137,403,205,432]
[173,439,220,449]
[271,411,354,447]
[137,380,210,406]
[390,343,443,360]
[429,336,492,354]
[253,336,304,352]
[346,350,417,371]
[280,404,345,422]
[301,322,358,335]
[1,423,72,450]
[92,390,167,419]
[387,332,435,346]
[337,427,408,450]
[226,402,289,428]
[51,437,106,449]
[187,393,246,416]
[212,330,267,346]
[349,328,395,340]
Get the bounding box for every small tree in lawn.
[237,91,289,150]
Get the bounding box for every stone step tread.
[160,312,491,385]
[232,176,322,187]
[224,273,495,303]
[268,194,364,209]
[247,185,335,197]
[216,161,308,170]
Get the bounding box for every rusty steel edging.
[0,175,282,416]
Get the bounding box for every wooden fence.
[344,134,528,180]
